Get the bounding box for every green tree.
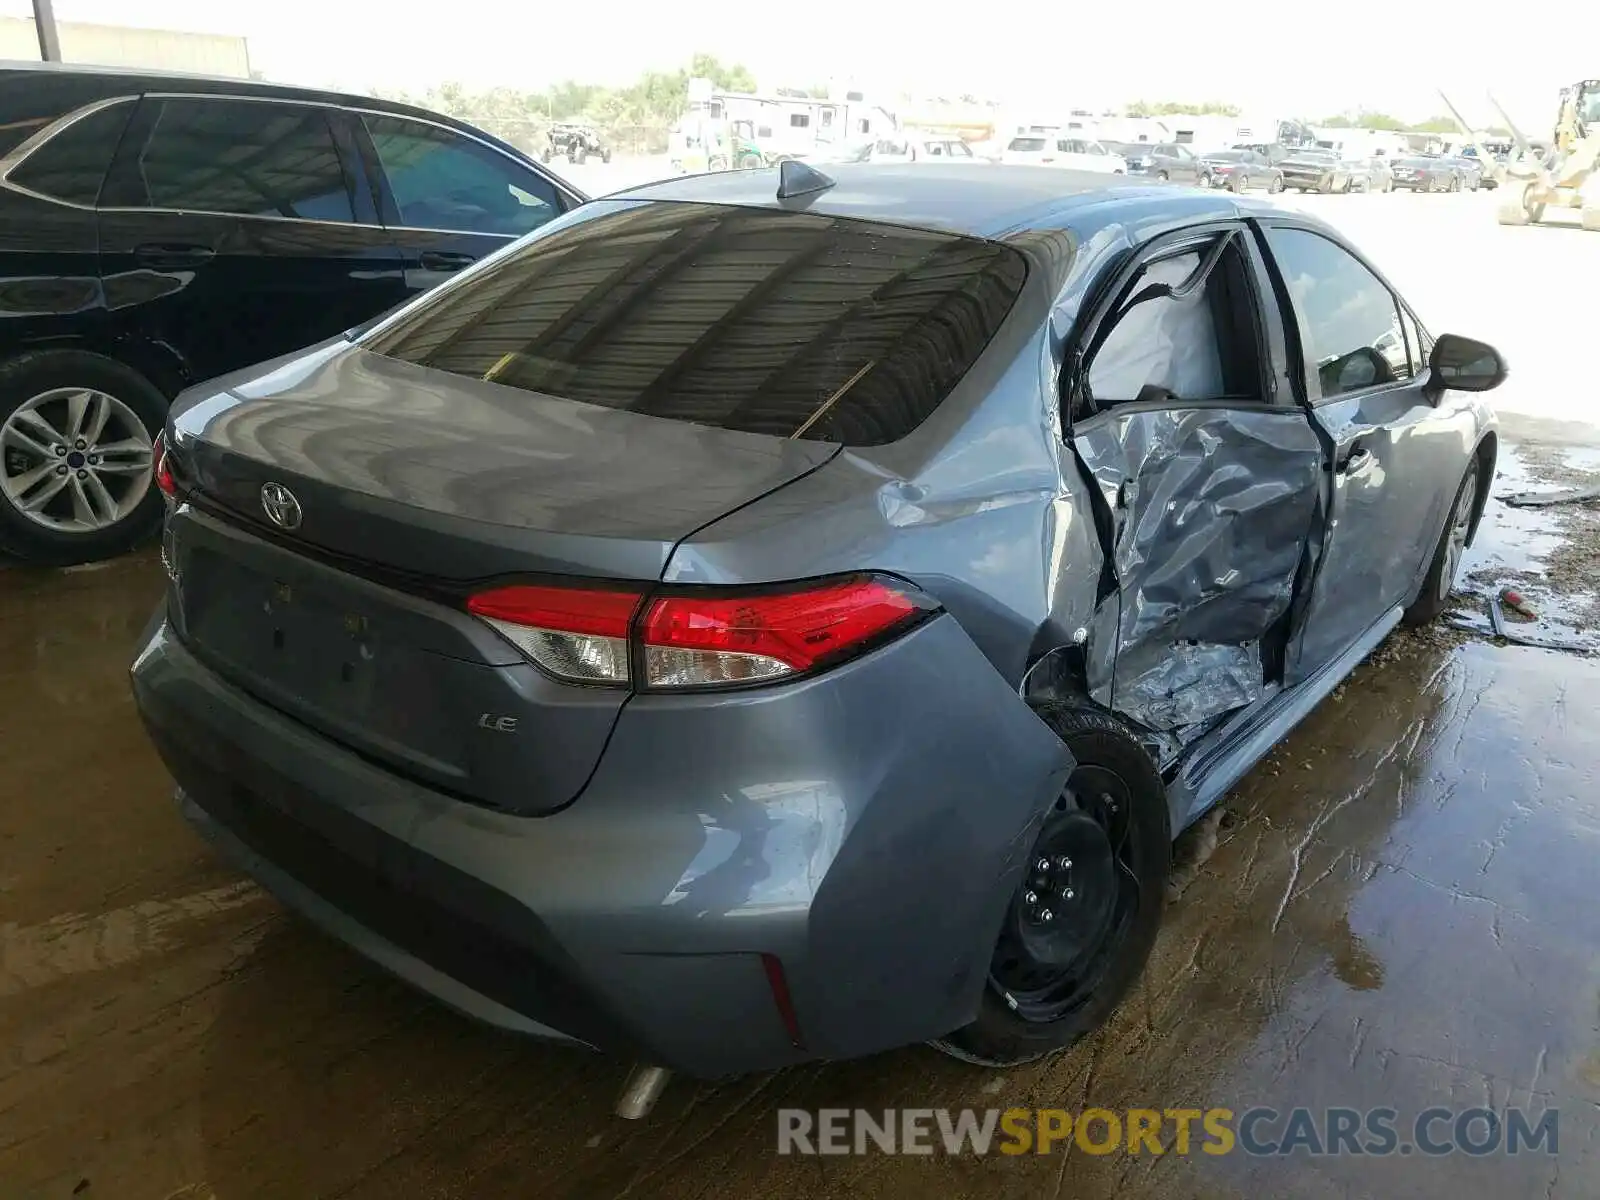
[1319,110,1407,131]
[1126,100,1241,118]
[688,53,756,93]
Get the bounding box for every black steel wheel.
[935,705,1170,1066]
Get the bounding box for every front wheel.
[1155,170,1169,182]
[0,349,167,565]
[1405,458,1481,625]
[933,705,1170,1067]
[1268,174,1285,193]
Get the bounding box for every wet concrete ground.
[4,441,1599,1200]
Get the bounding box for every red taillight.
[466,575,934,690]
[153,433,176,497]
[640,576,923,688]
[466,585,640,685]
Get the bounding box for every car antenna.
[776,159,836,201]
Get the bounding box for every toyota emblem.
[260,482,303,530]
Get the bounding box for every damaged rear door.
[1064,223,1324,751]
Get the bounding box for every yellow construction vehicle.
[1488,79,1600,228]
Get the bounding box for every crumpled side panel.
[1072,406,1322,731]
[1117,640,1263,732]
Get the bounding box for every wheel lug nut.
[74,439,86,450]
[76,469,87,479]
[54,445,67,456]
[1023,890,1038,906]
[56,464,68,475]
[1061,887,1075,900]
[1056,856,1073,870]
[1035,857,1051,873]
[1038,908,1055,923]
[87,454,99,465]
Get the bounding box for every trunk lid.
[164,342,836,814]
[171,343,836,581]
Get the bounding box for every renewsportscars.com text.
[776,1106,1559,1157]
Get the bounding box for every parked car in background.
[542,123,611,165]
[1001,134,1127,173]
[1278,147,1356,193]
[1141,142,1212,185]
[0,62,583,565]
[1230,142,1296,165]
[1457,145,1502,189]
[1196,148,1285,193]
[1446,154,1483,190]
[1349,157,1395,192]
[1104,142,1157,175]
[1389,155,1460,192]
[849,134,978,164]
[133,161,1505,1086]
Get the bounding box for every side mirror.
[1428,334,1507,394]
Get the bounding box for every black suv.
[0,63,584,565]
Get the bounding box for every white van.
[1000,134,1128,173]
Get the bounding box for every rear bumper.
[132,607,1071,1077]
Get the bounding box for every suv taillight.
[153,433,176,498]
[466,575,938,690]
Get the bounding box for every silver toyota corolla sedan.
[132,162,1504,1086]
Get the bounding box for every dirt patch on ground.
[1463,444,1600,636]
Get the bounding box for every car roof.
[610,162,1285,242]
[0,59,524,156]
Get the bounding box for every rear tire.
[0,349,168,566]
[933,705,1170,1067]
[1155,170,1169,181]
[1268,174,1285,193]
[1405,458,1481,626]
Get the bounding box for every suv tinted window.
[8,102,134,206]
[1265,227,1408,397]
[133,98,354,221]
[364,114,561,237]
[364,202,1027,445]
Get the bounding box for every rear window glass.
[1008,137,1046,152]
[8,102,134,206]
[363,202,1028,446]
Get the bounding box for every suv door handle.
[419,251,477,272]
[133,243,215,269]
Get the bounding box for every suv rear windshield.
[363,201,1027,445]
[1007,137,1046,152]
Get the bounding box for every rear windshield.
[363,201,1028,445]
[1007,137,1046,152]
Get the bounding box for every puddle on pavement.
[4,451,1600,1198]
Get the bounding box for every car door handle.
[419,251,477,272]
[1340,448,1374,473]
[133,243,215,269]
